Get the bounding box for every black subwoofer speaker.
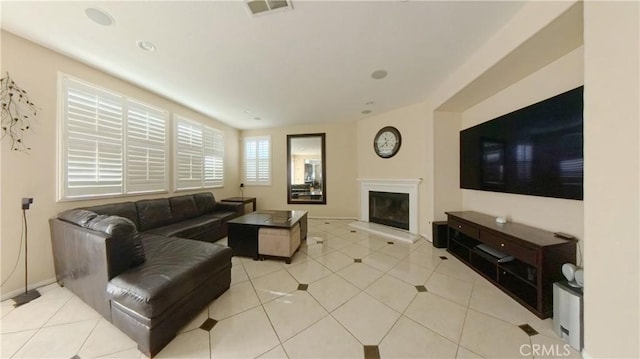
[432,221,448,248]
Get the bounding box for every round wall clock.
[373,126,402,158]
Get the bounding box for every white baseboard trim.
[308,216,358,220]
[1,277,57,301]
[349,221,421,244]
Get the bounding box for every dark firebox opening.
[369,191,409,231]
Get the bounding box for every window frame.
[58,74,169,201]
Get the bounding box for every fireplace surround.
[356,179,421,238]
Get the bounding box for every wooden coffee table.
[227,210,307,259]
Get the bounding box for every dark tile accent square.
[519,324,539,336]
[316,240,323,244]
[354,258,362,263]
[415,285,428,292]
[71,355,81,359]
[325,222,330,224]
[350,230,357,233]
[439,256,448,260]
[200,318,217,331]
[363,345,381,359]
[387,241,394,245]
[297,283,309,291]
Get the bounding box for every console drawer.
[448,218,479,240]
[480,231,537,266]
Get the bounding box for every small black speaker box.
[432,221,448,248]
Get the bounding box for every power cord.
[1,209,25,287]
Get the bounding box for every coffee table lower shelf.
[227,210,308,260]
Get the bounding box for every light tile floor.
[0,219,582,359]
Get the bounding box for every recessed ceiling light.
[253,117,262,121]
[85,8,114,26]
[371,70,388,80]
[365,101,375,106]
[361,110,372,115]
[137,40,156,52]
[243,109,252,114]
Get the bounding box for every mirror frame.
[287,133,327,205]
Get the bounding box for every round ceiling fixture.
[365,101,375,106]
[253,117,262,121]
[85,8,114,26]
[370,70,388,80]
[137,40,156,52]
[361,110,372,115]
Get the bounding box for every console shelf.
[446,211,576,318]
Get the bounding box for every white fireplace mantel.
[357,178,422,235]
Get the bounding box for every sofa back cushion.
[87,202,139,228]
[86,215,146,268]
[136,199,173,231]
[193,192,217,215]
[169,195,199,222]
[58,209,98,227]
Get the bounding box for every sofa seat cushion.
[207,210,241,222]
[144,216,222,239]
[107,234,232,318]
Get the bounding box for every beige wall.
[583,2,639,357]
[356,102,431,236]
[432,111,462,222]
[0,32,241,296]
[240,122,358,218]
[460,47,585,240]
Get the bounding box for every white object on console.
[495,216,507,224]
[562,263,577,282]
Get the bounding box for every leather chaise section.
[107,235,232,318]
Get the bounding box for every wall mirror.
[287,133,326,204]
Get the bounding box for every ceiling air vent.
[245,0,292,15]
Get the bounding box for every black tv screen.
[460,86,583,200]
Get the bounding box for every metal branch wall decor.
[1,72,39,151]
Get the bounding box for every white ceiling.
[1,1,525,130]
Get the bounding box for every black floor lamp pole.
[12,199,40,307]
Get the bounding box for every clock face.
[373,126,401,158]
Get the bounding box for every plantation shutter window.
[62,78,124,198]
[244,136,271,185]
[125,100,168,193]
[174,116,224,190]
[204,127,224,188]
[60,75,168,200]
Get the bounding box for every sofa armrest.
[49,218,121,319]
[215,201,244,215]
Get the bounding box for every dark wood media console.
[446,211,576,319]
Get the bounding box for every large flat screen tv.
[460,86,583,200]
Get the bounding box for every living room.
[1,1,638,358]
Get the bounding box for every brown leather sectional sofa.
[49,192,243,357]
